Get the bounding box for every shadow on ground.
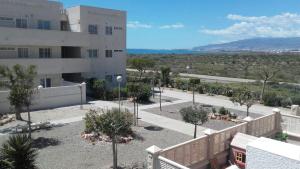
[32,137,61,149]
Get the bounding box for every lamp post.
[116,75,123,113]
[159,79,162,111]
[186,65,190,91]
[78,82,85,110]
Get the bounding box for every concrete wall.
[0,83,86,114]
[148,113,280,169]
[0,0,62,30]
[282,114,300,137]
[66,6,127,85]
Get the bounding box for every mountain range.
[193,37,300,52]
[128,37,300,54]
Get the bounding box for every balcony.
[0,58,91,74]
[0,27,88,47]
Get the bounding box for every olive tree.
[128,58,155,81]
[85,108,133,169]
[230,87,256,117]
[258,66,279,102]
[180,105,208,138]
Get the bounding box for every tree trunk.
[15,107,22,120]
[136,102,139,126]
[112,137,118,169]
[133,100,136,126]
[194,124,197,139]
[260,80,267,102]
[246,106,250,117]
[27,106,32,139]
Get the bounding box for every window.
[0,47,15,51]
[16,18,27,28]
[105,75,112,82]
[235,152,246,163]
[105,26,113,35]
[105,50,113,58]
[40,78,51,88]
[39,48,51,58]
[88,25,98,34]
[114,26,123,30]
[114,50,123,52]
[88,49,98,58]
[38,20,51,30]
[18,48,29,58]
[0,17,14,27]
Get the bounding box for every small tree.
[258,66,279,102]
[128,58,155,81]
[0,65,37,121]
[180,106,208,138]
[160,66,171,87]
[189,78,201,104]
[85,108,133,169]
[92,79,106,100]
[230,88,255,117]
[0,134,38,169]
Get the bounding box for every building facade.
[0,0,126,88]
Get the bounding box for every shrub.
[218,107,230,115]
[291,95,300,105]
[136,84,152,103]
[281,97,292,108]
[274,132,288,142]
[262,92,282,106]
[0,134,38,169]
[112,87,128,99]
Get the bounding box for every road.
[127,68,300,86]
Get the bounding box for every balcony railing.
[0,58,91,74]
[0,27,88,47]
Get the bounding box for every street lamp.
[116,75,123,113]
[78,82,86,110]
[186,65,190,91]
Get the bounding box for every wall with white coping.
[0,83,86,114]
[246,137,300,169]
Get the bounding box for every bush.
[218,107,230,115]
[262,92,282,106]
[0,134,38,169]
[291,95,300,105]
[281,97,292,108]
[274,132,288,142]
[112,87,128,99]
[84,108,133,136]
[136,84,152,103]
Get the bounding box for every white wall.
[246,137,300,169]
[0,84,86,114]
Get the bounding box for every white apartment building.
[0,0,126,88]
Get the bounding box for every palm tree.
[0,134,38,169]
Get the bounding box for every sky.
[60,0,300,49]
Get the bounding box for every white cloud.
[127,21,152,29]
[159,23,185,29]
[201,13,300,40]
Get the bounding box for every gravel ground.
[144,102,263,131]
[113,95,178,108]
[0,121,192,169]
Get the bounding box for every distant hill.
[127,49,198,54]
[193,37,300,52]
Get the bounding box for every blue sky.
[60,0,300,49]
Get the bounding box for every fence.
[0,84,86,114]
[281,114,300,137]
[147,112,280,169]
